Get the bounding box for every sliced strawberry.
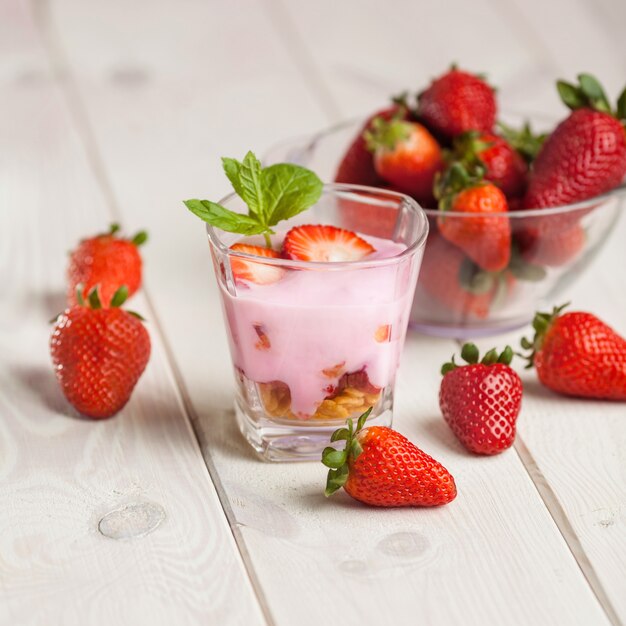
[229,243,283,285]
[282,225,375,262]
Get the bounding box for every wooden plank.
[270,2,626,624]
[46,0,620,623]
[0,2,265,624]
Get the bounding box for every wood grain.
[43,0,625,623]
[0,2,264,624]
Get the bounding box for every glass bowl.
[264,116,625,338]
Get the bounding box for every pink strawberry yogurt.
[218,232,416,418]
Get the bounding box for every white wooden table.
[2,1,625,624]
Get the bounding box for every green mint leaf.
[262,163,323,225]
[183,199,266,235]
[222,151,266,218]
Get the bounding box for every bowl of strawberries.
[264,67,626,337]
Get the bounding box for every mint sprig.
[184,151,323,247]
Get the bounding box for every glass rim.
[295,118,626,218]
[206,183,429,271]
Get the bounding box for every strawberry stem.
[322,407,372,497]
[520,303,570,368]
[441,343,514,375]
[263,232,272,249]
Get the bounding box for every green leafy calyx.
[557,74,626,120]
[519,302,569,368]
[497,121,548,163]
[322,408,372,497]
[435,162,485,212]
[364,111,411,153]
[448,130,493,175]
[184,151,323,248]
[441,343,514,376]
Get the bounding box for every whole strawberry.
[417,232,509,320]
[524,74,626,210]
[67,223,147,307]
[451,131,528,197]
[364,112,443,202]
[335,105,405,186]
[522,304,626,400]
[439,344,522,455]
[516,223,585,267]
[322,409,457,507]
[50,286,151,418]
[436,163,511,272]
[418,67,496,139]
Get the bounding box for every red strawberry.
[436,164,511,272]
[50,286,151,419]
[524,75,626,210]
[417,233,503,320]
[451,131,528,197]
[68,223,146,307]
[439,343,522,455]
[516,223,585,267]
[418,67,496,139]
[364,114,443,202]
[322,409,457,507]
[282,224,375,262]
[229,243,283,285]
[335,106,404,186]
[522,304,626,400]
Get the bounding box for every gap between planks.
[452,333,622,626]
[32,0,623,624]
[30,1,276,624]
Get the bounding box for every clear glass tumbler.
[207,184,428,461]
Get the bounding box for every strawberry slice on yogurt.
[282,224,375,262]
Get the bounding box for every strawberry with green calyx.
[50,285,151,419]
[364,110,443,202]
[524,74,626,211]
[418,66,497,139]
[335,105,407,186]
[439,343,522,455]
[449,131,528,197]
[184,151,323,249]
[435,162,511,272]
[68,223,147,308]
[520,304,626,400]
[497,121,548,164]
[322,408,457,507]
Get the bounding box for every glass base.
[235,394,393,462]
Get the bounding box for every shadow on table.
[10,363,71,416]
